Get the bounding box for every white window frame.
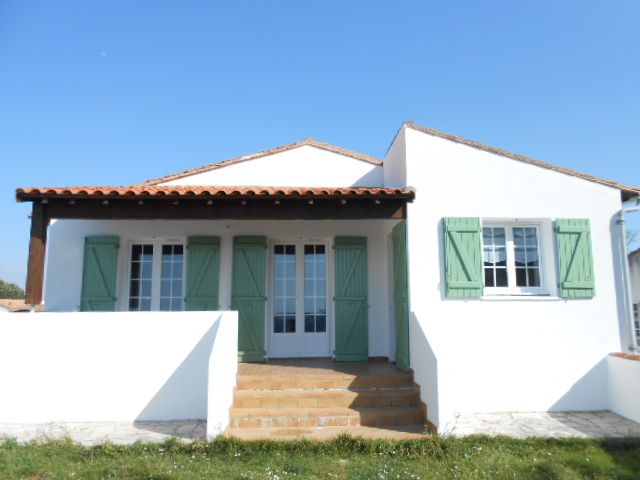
[121,237,187,311]
[482,223,546,296]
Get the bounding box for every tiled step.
[233,387,420,408]
[236,373,414,390]
[226,425,427,440]
[229,406,425,428]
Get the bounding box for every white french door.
[268,241,330,358]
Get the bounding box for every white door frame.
[266,238,333,358]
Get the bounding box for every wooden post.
[25,202,49,306]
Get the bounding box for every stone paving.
[0,420,206,446]
[445,411,640,438]
[1,412,639,445]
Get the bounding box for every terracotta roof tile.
[16,185,414,201]
[404,121,640,200]
[141,138,383,186]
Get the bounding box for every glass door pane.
[304,244,327,333]
[160,244,184,311]
[273,245,296,333]
[129,244,154,311]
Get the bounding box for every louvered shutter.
[185,236,221,311]
[556,219,595,298]
[80,236,120,311]
[444,217,483,298]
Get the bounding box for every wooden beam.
[25,202,49,305]
[42,198,408,220]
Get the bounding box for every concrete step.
[233,387,420,408]
[236,372,414,390]
[229,406,425,428]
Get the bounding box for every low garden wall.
[608,353,640,424]
[0,311,238,437]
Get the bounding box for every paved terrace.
[1,412,639,445]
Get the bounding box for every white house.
[630,248,640,343]
[12,121,640,434]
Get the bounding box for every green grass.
[1,435,639,479]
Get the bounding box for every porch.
[18,186,414,364]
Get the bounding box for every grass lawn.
[1,435,639,479]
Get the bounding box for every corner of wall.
[383,126,407,188]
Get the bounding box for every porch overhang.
[16,185,415,305]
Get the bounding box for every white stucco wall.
[44,219,399,359]
[396,125,626,430]
[0,311,237,428]
[160,145,383,187]
[607,355,640,424]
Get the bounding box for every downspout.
[618,199,640,353]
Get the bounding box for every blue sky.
[1,1,639,287]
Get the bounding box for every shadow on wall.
[548,356,609,434]
[409,312,439,427]
[549,356,608,411]
[135,320,221,422]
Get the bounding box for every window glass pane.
[160,298,171,311]
[484,269,494,287]
[483,228,507,288]
[528,268,541,287]
[129,244,155,311]
[274,316,284,333]
[316,315,326,333]
[515,268,527,287]
[493,228,505,246]
[526,248,539,266]
[305,315,314,333]
[513,228,525,247]
[285,315,296,333]
[495,268,508,287]
[160,280,171,297]
[130,262,140,279]
[515,248,525,267]
[142,262,153,280]
[273,244,296,334]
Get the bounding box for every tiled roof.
[404,121,640,200]
[141,138,383,186]
[16,185,414,201]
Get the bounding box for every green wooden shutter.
[334,236,368,361]
[392,221,410,371]
[556,219,595,298]
[232,236,267,362]
[185,236,220,311]
[80,236,119,311]
[444,217,483,298]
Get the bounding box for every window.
[482,224,543,294]
[127,242,185,311]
